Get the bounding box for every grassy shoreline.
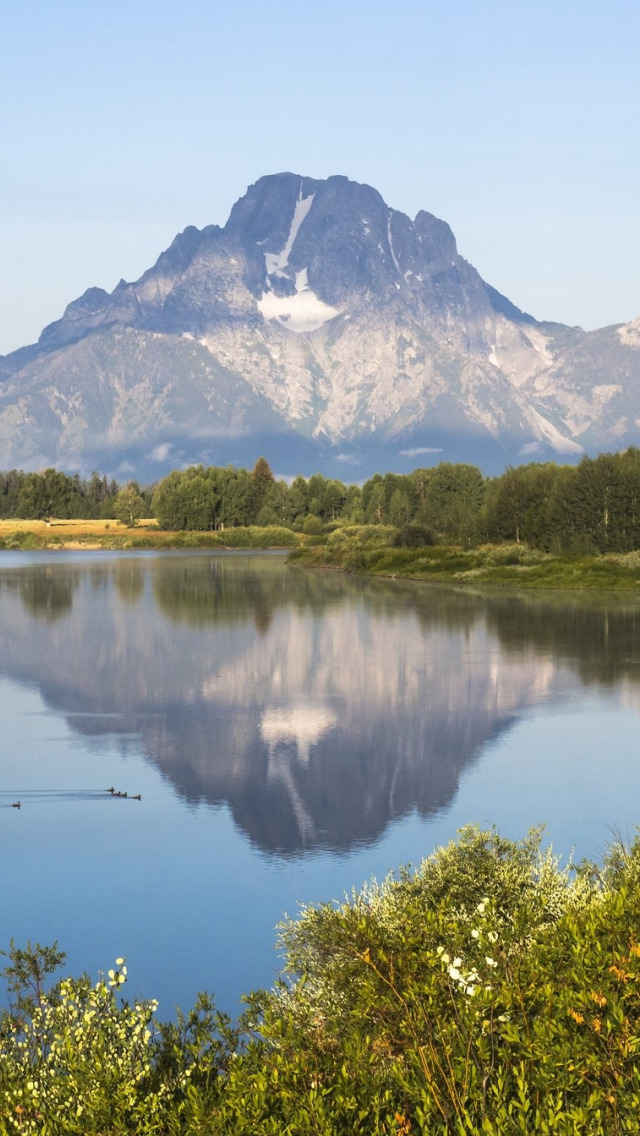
[288,525,640,591]
[3,518,640,591]
[0,518,300,551]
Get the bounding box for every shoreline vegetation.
[288,526,640,591]
[2,518,640,591]
[0,517,299,552]
[3,826,640,1133]
[4,447,640,588]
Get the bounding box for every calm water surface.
[1,550,639,1018]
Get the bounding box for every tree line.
[149,457,361,532]
[0,469,151,522]
[352,448,640,554]
[4,448,640,552]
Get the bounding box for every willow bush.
[3,827,640,1133]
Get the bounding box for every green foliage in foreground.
[4,827,640,1133]
[289,527,640,590]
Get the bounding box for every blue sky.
[1,0,639,355]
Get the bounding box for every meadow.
[0,519,299,551]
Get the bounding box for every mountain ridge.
[1,172,638,479]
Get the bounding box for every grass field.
[0,518,300,550]
[0,517,161,548]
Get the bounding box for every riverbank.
[0,518,300,551]
[3,518,640,591]
[288,525,640,590]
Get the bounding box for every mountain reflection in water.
[1,551,639,855]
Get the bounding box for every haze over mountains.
[1,172,639,480]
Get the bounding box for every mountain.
[1,172,639,479]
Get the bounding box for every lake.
[1,549,640,1019]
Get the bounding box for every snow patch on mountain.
[264,191,315,277]
[257,185,342,331]
[258,260,344,333]
[387,212,402,275]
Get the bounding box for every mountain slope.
[1,172,638,478]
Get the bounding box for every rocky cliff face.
[1,172,639,478]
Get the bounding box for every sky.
[1,0,639,356]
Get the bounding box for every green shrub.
[6,828,640,1133]
[220,827,640,1134]
[302,514,323,536]
[220,525,298,548]
[391,522,436,548]
[327,524,396,547]
[0,955,168,1133]
[1,531,43,551]
[0,948,236,1135]
[484,542,525,566]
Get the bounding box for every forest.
[3,447,640,554]
[0,469,149,522]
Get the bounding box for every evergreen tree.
[250,457,276,521]
[283,476,308,525]
[0,470,23,518]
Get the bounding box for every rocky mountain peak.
[1,172,639,480]
[33,173,525,350]
[227,172,466,306]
